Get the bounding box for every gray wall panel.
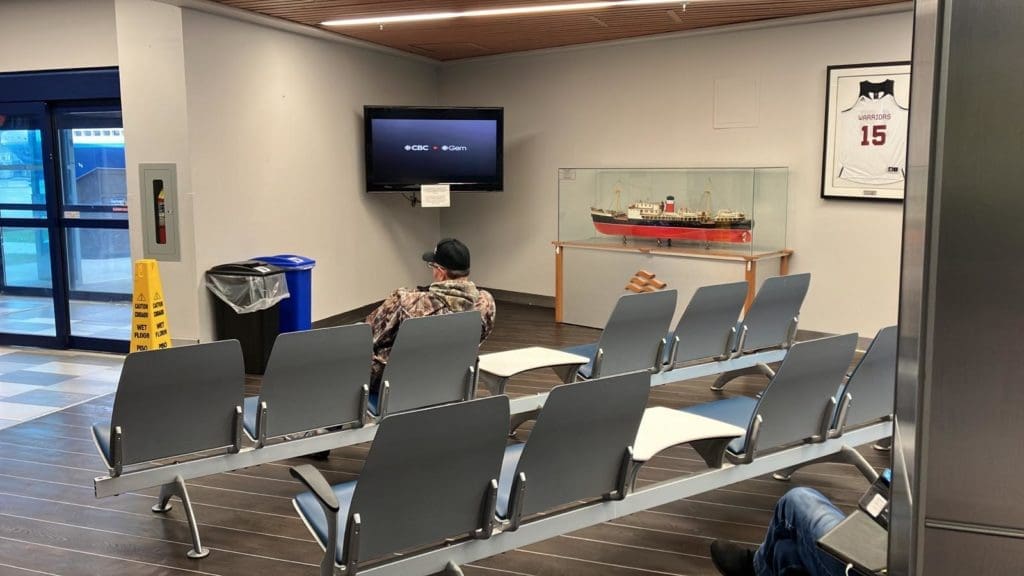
[922,528,1024,575]
[896,2,1024,574]
[922,0,1024,530]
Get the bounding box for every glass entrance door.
[56,108,131,348]
[0,103,130,351]
[0,104,59,344]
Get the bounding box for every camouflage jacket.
[367,280,496,384]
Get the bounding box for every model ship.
[590,181,753,245]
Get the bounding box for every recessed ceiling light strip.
[322,0,690,27]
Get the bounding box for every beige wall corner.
[115,0,201,340]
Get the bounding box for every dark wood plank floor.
[0,302,889,575]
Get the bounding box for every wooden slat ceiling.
[208,0,906,61]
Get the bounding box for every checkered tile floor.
[0,347,123,430]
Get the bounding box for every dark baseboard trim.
[315,303,870,350]
[482,287,555,309]
[796,328,873,351]
[313,288,552,329]
[313,301,383,329]
[795,328,832,341]
[312,288,553,329]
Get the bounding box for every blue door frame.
[0,68,128,353]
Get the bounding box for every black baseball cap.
[423,238,470,272]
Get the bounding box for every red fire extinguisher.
[155,184,166,244]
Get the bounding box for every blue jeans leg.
[753,487,848,576]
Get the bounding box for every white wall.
[179,10,440,340]
[0,1,910,341]
[0,0,118,73]
[5,0,440,343]
[438,11,912,336]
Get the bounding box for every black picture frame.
[821,61,911,201]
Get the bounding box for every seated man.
[367,237,496,387]
[710,487,848,576]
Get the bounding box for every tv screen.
[364,106,503,192]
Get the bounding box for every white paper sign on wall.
[420,184,451,207]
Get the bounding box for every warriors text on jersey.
[835,93,908,186]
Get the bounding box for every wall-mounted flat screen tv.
[364,106,503,192]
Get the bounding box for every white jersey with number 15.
[835,94,909,186]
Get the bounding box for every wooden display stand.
[554,240,792,324]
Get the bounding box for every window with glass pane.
[66,227,131,340]
[0,226,56,337]
[0,115,47,219]
[65,228,131,294]
[58,112,127,220]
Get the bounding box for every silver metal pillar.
[894,1,1024,574]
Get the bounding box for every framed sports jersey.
[821,62,911,201]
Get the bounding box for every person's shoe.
[710,540,757,576]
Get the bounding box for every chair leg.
[873,437,892,451]
[152,475,209,559]
[151,483,175,513]
[444,561,466,575]
[509,409,540,436]
[552,364,579,384]
[710,363,774,391]
[478,372,504,397]
[839,445,880,483]
[772,465,799,481]
[691,437,736,469]
[771,446,879,484]
[626,460,644,492]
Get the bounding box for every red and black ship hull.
[591,213,753,244]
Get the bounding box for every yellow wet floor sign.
[131,259,172,351]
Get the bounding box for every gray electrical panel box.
[139,163,181,261]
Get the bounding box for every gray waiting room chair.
[773,325,897,482]
[710,272,811,390]
[832,325,898,435]
[674,332,857,465]
[371,310,483,419]
[290,395,510,576]
[242,324,372,447]
[496,371,651,530]
[663,281,750,368]
[91,339,245,559]
[562,289,677,380]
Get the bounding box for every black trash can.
[206,261,290,374]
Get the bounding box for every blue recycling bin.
[253,254,316,332]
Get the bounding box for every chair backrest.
[513,371,650,519]
[672,281,749,365]
[259,324,371,439]
[746,333,857,456]
[111,340,244,466]
[594,290,677,378]
[348,395,509,562]
[840,325,898,430]
[381,310,482,415]
[739,273,811,353]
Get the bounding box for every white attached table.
[477,346,590,396]
[632,406,746,471]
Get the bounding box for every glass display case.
[558,167,788,255]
